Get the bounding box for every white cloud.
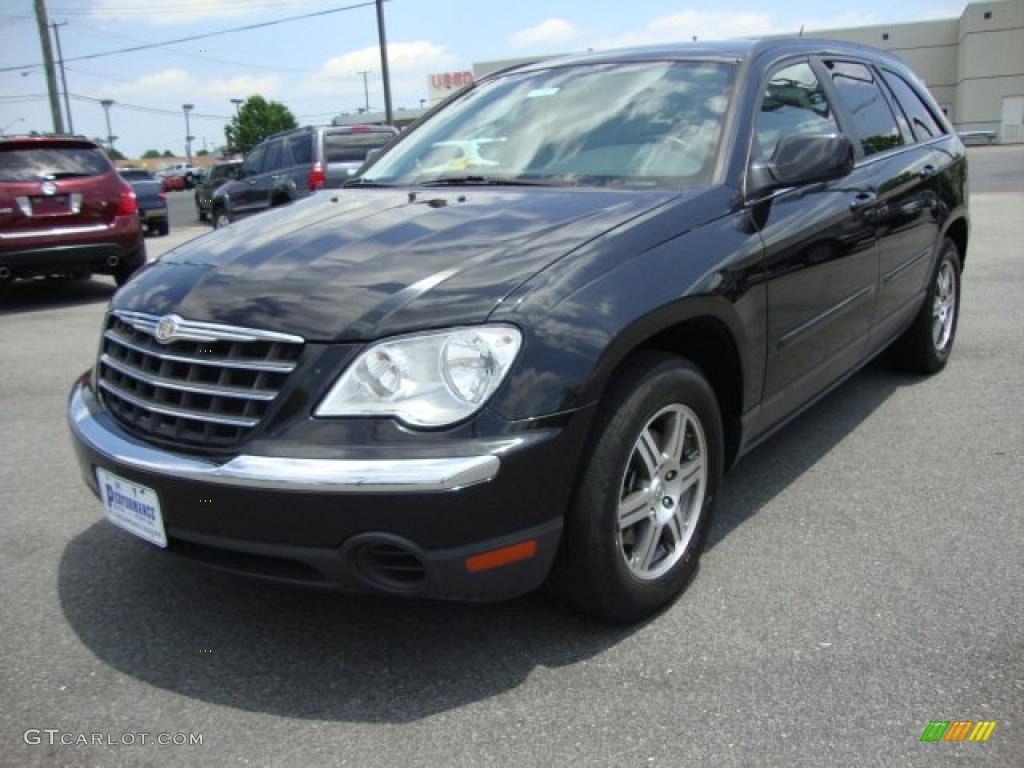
[509,19,577,49]
[99,68,283,102]
[89,0,319,25]
[590,10,878,49]
[301,41,456,105]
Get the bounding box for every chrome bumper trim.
[68,382,499,493]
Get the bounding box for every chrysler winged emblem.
[154,315,179,344]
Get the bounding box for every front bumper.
[67,378,581,600]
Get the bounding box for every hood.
[114,186,688,341]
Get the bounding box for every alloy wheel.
[617,403,707,580]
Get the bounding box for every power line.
[69,93,231,121]
[1,1,380,73]
[66,24,319,73]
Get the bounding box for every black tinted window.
[755,62,839,161]
[325,132,394,163]
[263,141,284,172]
[881,70,944,142]
[825,61,902,156]
[287,134,312,165]
[119,169,153,181]
[0,146,111,182]
[242,145,265,175]
[210,164,239,181]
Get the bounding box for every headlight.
[315,325,522,428]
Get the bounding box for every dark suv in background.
[194,160,241,222]
[210,124,398,228]
[0,136,145,285]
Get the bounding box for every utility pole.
[50,21,73,134]
[375,0,393,125]
[182,103,194,162]
[33,0,64,134]
[357,70,371,112]
[99,99,115,151]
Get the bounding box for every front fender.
[489,209,766,420]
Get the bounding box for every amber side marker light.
[465,540,538,573]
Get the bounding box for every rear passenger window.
[881,70,944,142]
[287,134,313,165]
[825,61,902,156]
[755,62,839,161]
[263,141,284,172]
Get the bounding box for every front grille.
[97,310,304,448]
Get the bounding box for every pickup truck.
[119,168,169,236]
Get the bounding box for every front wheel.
[891,237,962,373]
[212,208,231,229]
[549,353,724,622]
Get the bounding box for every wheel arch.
[943,215,969,270]
[581,299,751,470]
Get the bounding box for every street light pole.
[99,99,115,152]
[357,70,371,112]
[50,21,73,134]
[182,103,194,162]
[375,0,393,125]
[230,98,243,115]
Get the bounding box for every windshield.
[119,169,153,181]
[363,61,735,188]
[0,146,111,182]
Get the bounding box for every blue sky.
[0,0,965,157]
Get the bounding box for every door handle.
[919,164,937,179]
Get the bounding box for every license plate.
[144,208,167,219]
[30,195,70,215]
[96,468,167,548]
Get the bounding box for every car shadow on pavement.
[57,357,919,724]
[0,277,115,315]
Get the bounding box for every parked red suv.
[0,136,145,285]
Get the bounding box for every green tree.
[161,150,174,157]
[196,148,210,157]
[224,95,298,154]
[141,149,161,159]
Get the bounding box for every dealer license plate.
[96,467,167,548]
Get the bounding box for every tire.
[197,206,208,222]
[213,208,231,229]
[114,264,138,287]
[891,237,962,374]
[549,352,724,622]
[156,220,169,236]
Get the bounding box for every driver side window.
[755,62,838,161]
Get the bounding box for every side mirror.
[748,133,854,197]
[364,147,384,165]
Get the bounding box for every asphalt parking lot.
[1,147,1021,767]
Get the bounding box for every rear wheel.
[549,353,723,622]
[891,237,962,373]
[156,220,169,236]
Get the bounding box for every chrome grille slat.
[102,330,297,372]
[98,380,260,428]
[100,354,278,401]
[97,311,304,448]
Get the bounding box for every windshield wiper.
[417,175,564,187]
[342,178,396,188]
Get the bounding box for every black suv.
[194,160,241,222]
[209,124,399,228]
[69,40,967,621]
